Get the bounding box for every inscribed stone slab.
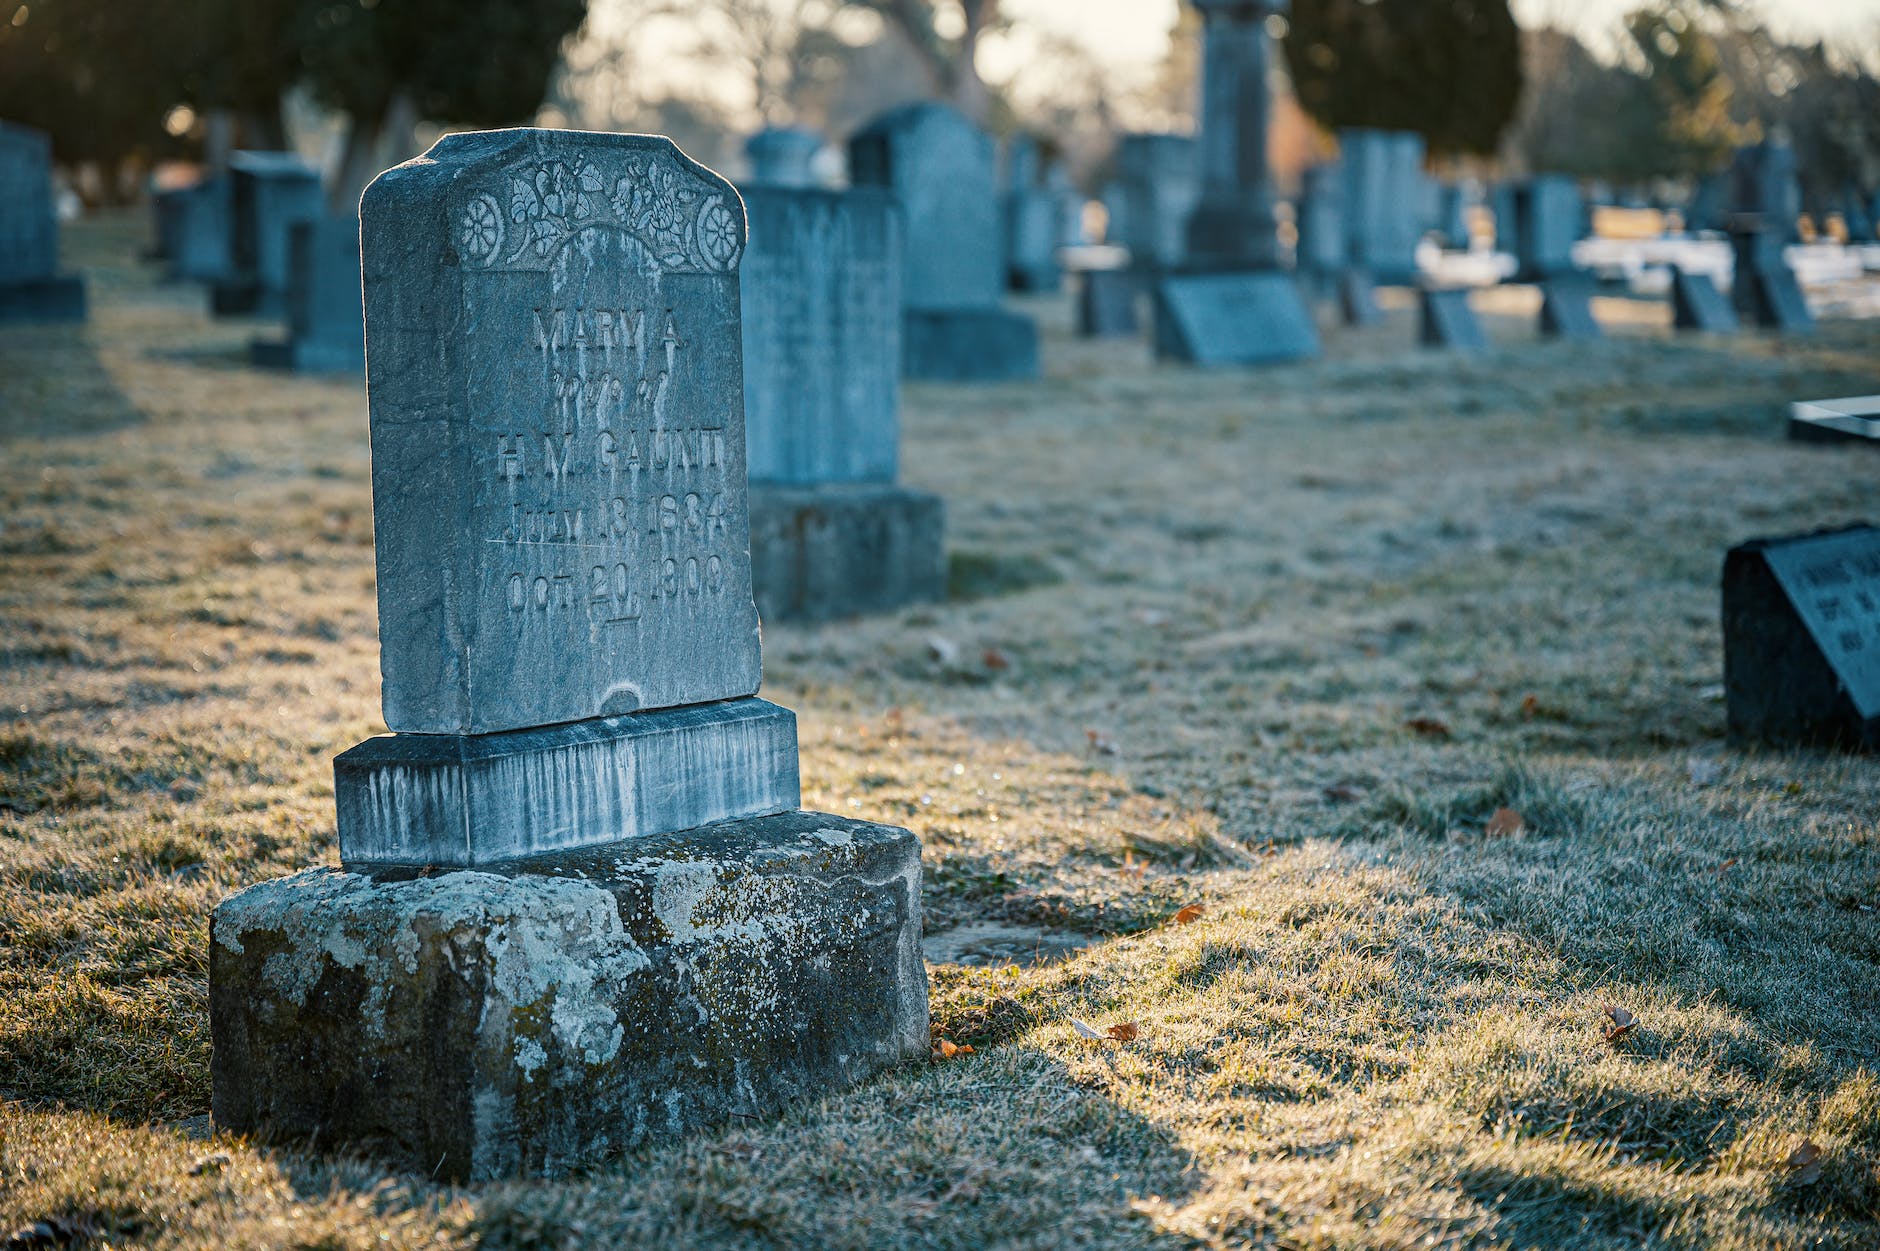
[360,129,762,735]
[1154,271,1320,366]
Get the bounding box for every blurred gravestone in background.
[249,216,364,373]
[0,121,85,323]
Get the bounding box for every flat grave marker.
[1789,395,1880,448]
[1155,271,1320,366]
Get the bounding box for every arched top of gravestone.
[367,129,746,278]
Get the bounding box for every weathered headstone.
[1789,395,1880,448]
[1004,135,1063,292]
[211,150,323,316]
[1341,128,1426,285]
[1078,268,1139,338]
[0,121,86,323]
[1539,277,1602,341]
[1727,140,1801,243]
[1671,266,1738,333]
[210,130,930,1180]
[849,103,1038,380]
[744,126,823,189]
[1109,133,1200,274]
[168,175,233,284]
[250,216,365,372]
[1730,232,1813,335]
[1155,271,1320,365]
[1295,162,1347,294]
[1419,286,1486,351]
[1509,175,1583,281]
[740,186,945,621]
[1725,525,1880,750]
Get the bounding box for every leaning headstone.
[849,102,1038,381]
[210,150,322,315]
[1155,271,1320,365]
[744,126,823,189]
[1419,287,1486,351]
[250,216,365,372]
[210,130,930,1181]
[1110,133,1200,274]
[1539,277,1602,341]
[1078,268,1139,338]
[1730,232,1813,335]
[740,186,945,621]
[1341,128,1426,285]
[1789,395,1880,448]
[1724,524,1880,751]
[1510,175,1583,281]
[1671,266,1738,333]
[0,121,86,323]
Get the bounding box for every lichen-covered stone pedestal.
[211,811,928,1182]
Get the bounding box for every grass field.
[1,213,1876,1249]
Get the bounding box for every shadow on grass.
[0,322,145,440]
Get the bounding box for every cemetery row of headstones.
[0,121,86,324]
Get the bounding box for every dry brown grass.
[1,213,1876,1248]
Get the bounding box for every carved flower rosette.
[457,150,742,276]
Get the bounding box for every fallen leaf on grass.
[1602,1004,1639,1043]
[1085,729,1119,755]
[932,1038,975,1060]
[1520,693,1542,717]
[1404,717,1452,740]
[1786,1140,1825,1187]
[982,647,1011,671]
[1170,903,1205,926]
[1485,807,1526,838]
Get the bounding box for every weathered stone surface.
[1108,134,1199,274]
[749,484,945,623]
[1340,128,1426,285]
[1419,287,1486,352]
[1672,267,1738,333]
[336,698,801,867]
[0,121,85,324]
[1539,278,1602,341]
[744,127,823,189]
[903,308,1039,382]
[1154,272,1319,366]
[849,103,1001,312]
[211,811,930,1181]
[740,188,901,485]
[1078,268,1139,338]
[1184,0,1286,270]
[250,216,365,373]
[360,129,762,735]
[1789,395,1880,447]
[211,151,323,316]
[1724,525,1880,751]
[1510,176,1583,281]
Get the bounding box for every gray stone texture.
[1154,271,1319,366]
[211,811,930,1181]
[0,121,85,324]
[1724,526,1880,751]
[849,103,1001,312]
[740,188,902,485]
[212,151,323,316]
[169,176,233,284]
[1672,267,1738,333]
[748,484,945,623]
[251,216,366,372]
[360,130,763,735]
[1419,287,1487,351]
[1184,0,1286,270]
[744,127,824,189]
[1109,134,1200,274]
[1510,176,1583,281]
[1078,268,1139,338]
[336,698,801,866]
[1340,128,1426,285]
[1539,278,1602,341]
[903,307,1040,381]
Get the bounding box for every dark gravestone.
[744,127,822,189]
[1003,135,1062,292]
[1671,267,1738,333]
[1341,128,1426,285]
[1295,162,1347,294]
[211,129,929,1182]
[1155,271,1320,366]
[849,102,1039,381]
[1419,287,1486,351]
[1686,173,1726,233]
[1338,269,1382,327]
[211,150,322,316]
[1789,396,1880,448]
[1727,141,1801,243]
[1432,183,1470,249]
[1725,525,1880,750]
[147,183,187,261]
[1078,268,1139,338]
[0,121,86,324]
[250,217,365,372]
[1184,0,1285,270]
[1731,233,1813,335]
[1840,186,1874,243]
[1511,175,1582,281]
[169,176,233,283]
[1110,133,1200,274]
[739,187,945,621]
[1539,278,1601,341]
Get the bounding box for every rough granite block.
[749,484,945,623]
[1419,287,1487,352]
[211,811,929,1181]
[336,698,801,866]
[360,130,763,734]
[903,308,1040,381]
[1154,271,1320,366]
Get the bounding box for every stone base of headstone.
[1077,270,1139,338]
[1419,287,1487,351]
[1723,526,1880,751]
[0,274,86,324]
[903,309,1040,381]
[210,809,929,1182]
[1153,271,1320,366]
[1338,270,1382,327]
[336,699,802,867]
[749,484,946,623]
[1539,279,1602,341]
[1789,396,1880,447]
[1672,268,1738,333]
